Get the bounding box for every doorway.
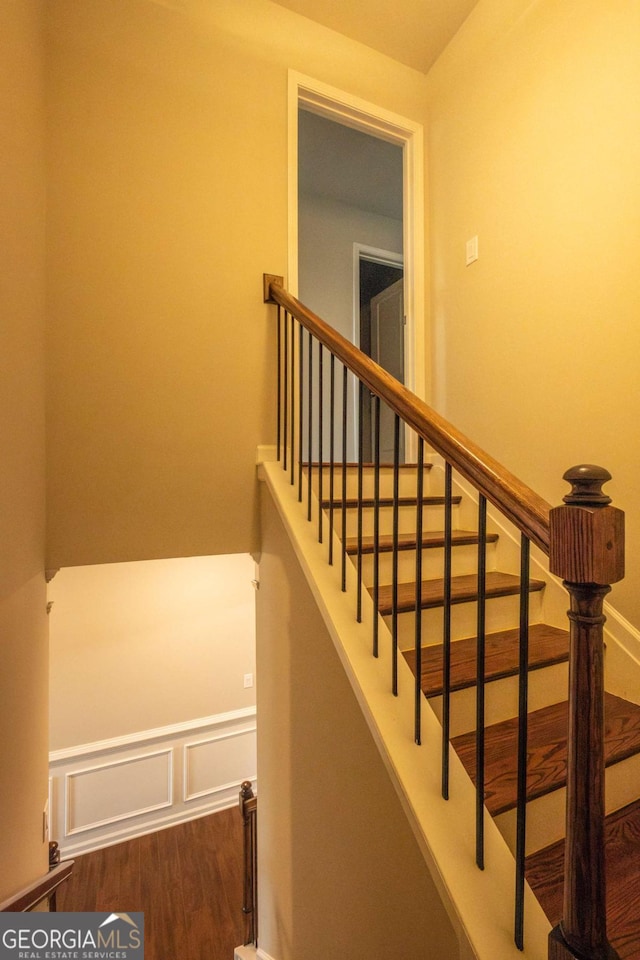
[357,248,404,462]
[288,71,426,445]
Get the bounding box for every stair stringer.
[261,460,551,960]
[428,457,640,708]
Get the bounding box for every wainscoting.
[49,706,256,856]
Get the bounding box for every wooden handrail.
[267,280,552,553]
[0,860,74,913]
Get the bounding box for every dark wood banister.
[267,279,551,554]
[266,276,626,960]
[549,467,624,960]
[0,860,74,913]
[240,781,258,947]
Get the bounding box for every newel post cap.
[562,464,612,506]
[549,465,624,585]
[240,780,254,800]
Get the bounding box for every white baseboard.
[233,946,276,960]
[49,708,256,857]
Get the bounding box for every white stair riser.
[496,789,567,860]
[429,661,569,738]
[495,749,640,857]
[389,592,545,651]
[327,503,462,538]
[352,542,498,588]
[309,467,433,501]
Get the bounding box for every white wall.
[298,193,403,345]
[48,554,257,853]
[298,194,403,458]
[49,554,256,747]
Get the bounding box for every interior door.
[369,278,404,461]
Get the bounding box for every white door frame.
[287,71,426,405]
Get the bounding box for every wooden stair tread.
[403,624,569,698]
[452,692,640,817]
[526,798,640,960]
[345,529,499,556]
[321,495,462,509]
[374,571,545,616]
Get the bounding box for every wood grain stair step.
[374,571,545,617]
[321,495,462,509]
[345,529,499,556]
[403,624,569,698]
[452,692,640,817]
[526,798,640,960]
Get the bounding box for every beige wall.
[0,0,49,900]
[257,484,459,960]
[426,0,640,625]
[48,554,256,748]
[45,0,429,569]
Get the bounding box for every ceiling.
[271,0,480,74]
[298,110,403,220]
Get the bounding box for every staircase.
[332,460,640,960]
[264,275,640,960]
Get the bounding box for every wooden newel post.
[239,780,258,946]
[548,465,624,960]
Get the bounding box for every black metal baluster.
[356,381,364,623]
[442,461,453,800]
[283,310,288,473]
[392,415,400,695]
[318,344,324,543]
[298,323,303,502]
[414,437,425,745]
[341,366,348,592]
[476,495,487,870]
[515,535,530,951]
[276,305,282,463]
[329,354,335,565]
[290,313,295,486]
[307,332,313,522]
[373,395,381,657]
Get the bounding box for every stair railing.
[264,274,625,959]
[240,780,258,947]
[0,859,74,913]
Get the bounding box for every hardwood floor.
[57,808,245,960]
